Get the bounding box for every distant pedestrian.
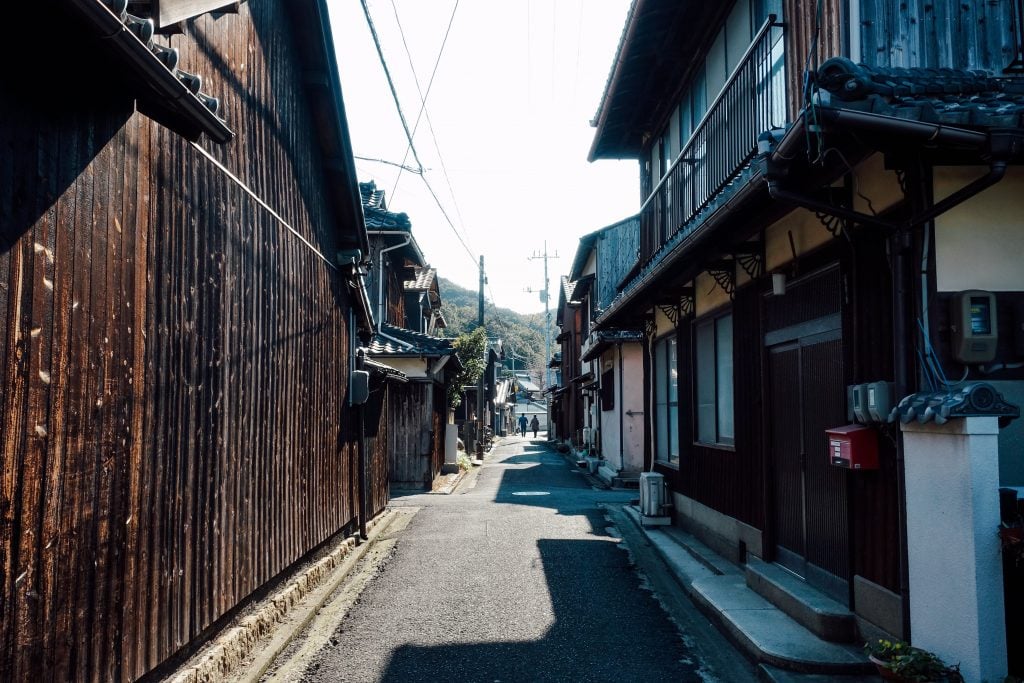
[530,415,540,438]
[518,414,528,437]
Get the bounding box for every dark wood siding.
[847,233,900,593]
[784,0,843,118]
[858,0,1016,72]
[0,3,370,680]
[659,282,765,531]
[366,376,391,518]
[388,382,436,488]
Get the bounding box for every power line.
[353,155,424,174]
[389,0,474,255]
[359,0,424,174]
[388,0,459,200]
[359,0,475,268]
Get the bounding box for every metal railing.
[640,16,786,261]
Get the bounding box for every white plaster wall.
[598,351,621,466]
[597,344,646,472]
[621,344,645,471]
[380,357,428,379]
[935,166,1024,292]
[902,417,1007,683]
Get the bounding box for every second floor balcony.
[639,16,786,264]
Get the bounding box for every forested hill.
[437,277,556,387]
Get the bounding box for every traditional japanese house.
[551,276,584,448]
[0,0,380,678]
[362,182,461,489]
[591,0,1024,678]
[568,217,645,485]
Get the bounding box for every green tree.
[448,326,488,408]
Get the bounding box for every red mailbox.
[826,424,879,470]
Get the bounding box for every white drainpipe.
[375,234,415,351]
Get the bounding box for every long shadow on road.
[373,439,704,682]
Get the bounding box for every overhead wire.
[388,0,459,200]
[359,0,424,174]
[389,0,475,255]
[353,155,424,174]
[359,0,476,269]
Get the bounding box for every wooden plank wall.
[859,0,1016,71]
[388,382,434,487]
[365,376,391,518]
[0,2,370,680]
[783,0,843,118]
[659,281,765,531]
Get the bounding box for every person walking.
[518,414,528,438]
[530,415,540,438]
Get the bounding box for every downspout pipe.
[377,234,412,328]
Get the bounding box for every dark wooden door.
[765,266,849,600]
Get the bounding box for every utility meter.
[950,290,997,364]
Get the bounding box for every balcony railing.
[640,16,786,262]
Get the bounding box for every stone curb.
[168,509,400,683]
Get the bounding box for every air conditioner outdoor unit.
[639,472,665,517]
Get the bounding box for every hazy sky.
[327,0,638,315]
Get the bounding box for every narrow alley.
[263,436,757,683]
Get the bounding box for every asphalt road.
[296,435,757,683]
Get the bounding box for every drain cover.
[511,491,550,496]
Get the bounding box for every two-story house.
[570,217,646,486]
[591,1,1024,679]
[361,182,461,489]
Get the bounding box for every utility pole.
[527,242,558,390]
[476,255,485,456]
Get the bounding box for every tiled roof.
[581,329,645,362]
[360,180,412,230]
[359,181,387,210]
[815,58,1024,127]
[363,357,408,381]
[404,266,436,291]
[561,275,576,304]
[368,323,456,357]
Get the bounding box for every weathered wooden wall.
[595,217,640,313]
[365,375,391,518]
[657,281,765,531]
[0,2,370,680]
[388,382,436,487]
[784,0,844,117]
[858,0,1017,71]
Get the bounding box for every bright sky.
[327,0,638,315]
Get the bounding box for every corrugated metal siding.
[0,3,368,679]
[859,0,1016,71]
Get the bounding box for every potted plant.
[864,639,963,682]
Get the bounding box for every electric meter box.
[950,290,998,364]
[826,424,879,470]
[866,381,894,423]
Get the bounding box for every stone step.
[689,575,874,675]
[758,663,882,682]
[745,557,859,643]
